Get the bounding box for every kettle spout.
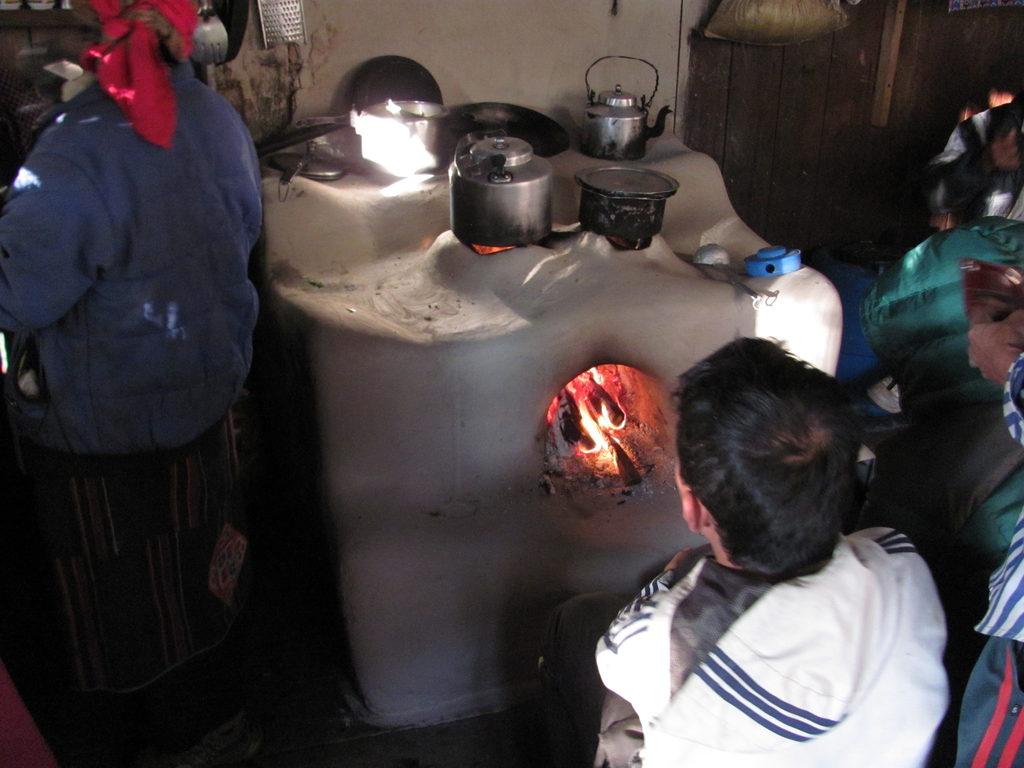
[645,105,672,141]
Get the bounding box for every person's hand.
[986,130,1022,172]
[968,309,1024,384]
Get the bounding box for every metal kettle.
[581,56,671,161]
[449,132,552,248]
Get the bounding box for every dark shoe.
[132,711,262,768]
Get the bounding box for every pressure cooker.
[450,133,553,248]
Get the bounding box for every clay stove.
[260,137,841,726]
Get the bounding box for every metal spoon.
[687,260,779,309]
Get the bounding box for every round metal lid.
[467,135,535,167]
[598,86,637,108]
[267,152,347,181]
[574,166,679,199]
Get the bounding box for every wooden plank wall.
[684,1,1024,253]
[0,26,30,75]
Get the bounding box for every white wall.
[222,0,710,143]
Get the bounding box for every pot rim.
[574,166,679,199]
[360,100,449,120]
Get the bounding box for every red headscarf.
[80,0,197,148]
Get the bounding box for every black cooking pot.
[575,166,679,242]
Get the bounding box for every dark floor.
[2,491,549,768]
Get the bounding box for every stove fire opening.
[606,235,653,251]
[544,364,671,492]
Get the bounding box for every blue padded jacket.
[0,62,261,455]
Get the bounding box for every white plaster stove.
[260,137,842,726]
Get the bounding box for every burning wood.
[544,363,665,491]
[553,390,595,453]
[609,437,643,486]
[584,382,626,429]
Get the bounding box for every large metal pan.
[446,103,570,157]
[346,55,443,114]
[259,54,442,158]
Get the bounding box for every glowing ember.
[471,244,516,255]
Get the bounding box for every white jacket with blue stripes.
[596,528,949,767]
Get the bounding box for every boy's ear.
[676,467,710,534]
[680,486,715,535]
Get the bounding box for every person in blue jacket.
[0,1,262,765]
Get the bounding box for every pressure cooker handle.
[487,154,512,184]
[453,129,510,173]
[584,55,659,111]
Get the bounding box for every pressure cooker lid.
[575,166,679,199]
[466,135,535,166]
[346,55,443,113]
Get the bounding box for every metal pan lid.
[574,166,678,199]
[267,152,347,181]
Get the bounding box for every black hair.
[675,337,862,580]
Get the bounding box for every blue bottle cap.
[745,246,802,277]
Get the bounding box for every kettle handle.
[585,55,659,110]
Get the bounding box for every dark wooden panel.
[812,0,890,247]
[763,34,833,249]
[683,32,731,164]
[720,43,783,238]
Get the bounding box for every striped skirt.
[23,415,251,693]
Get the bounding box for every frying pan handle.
[584,55,659,111]
[256,118,350,158]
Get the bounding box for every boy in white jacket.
[543,338,948,767]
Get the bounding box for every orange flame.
[959,89,1016,122]
[989,89,1015,109]
[547,366,628,458]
